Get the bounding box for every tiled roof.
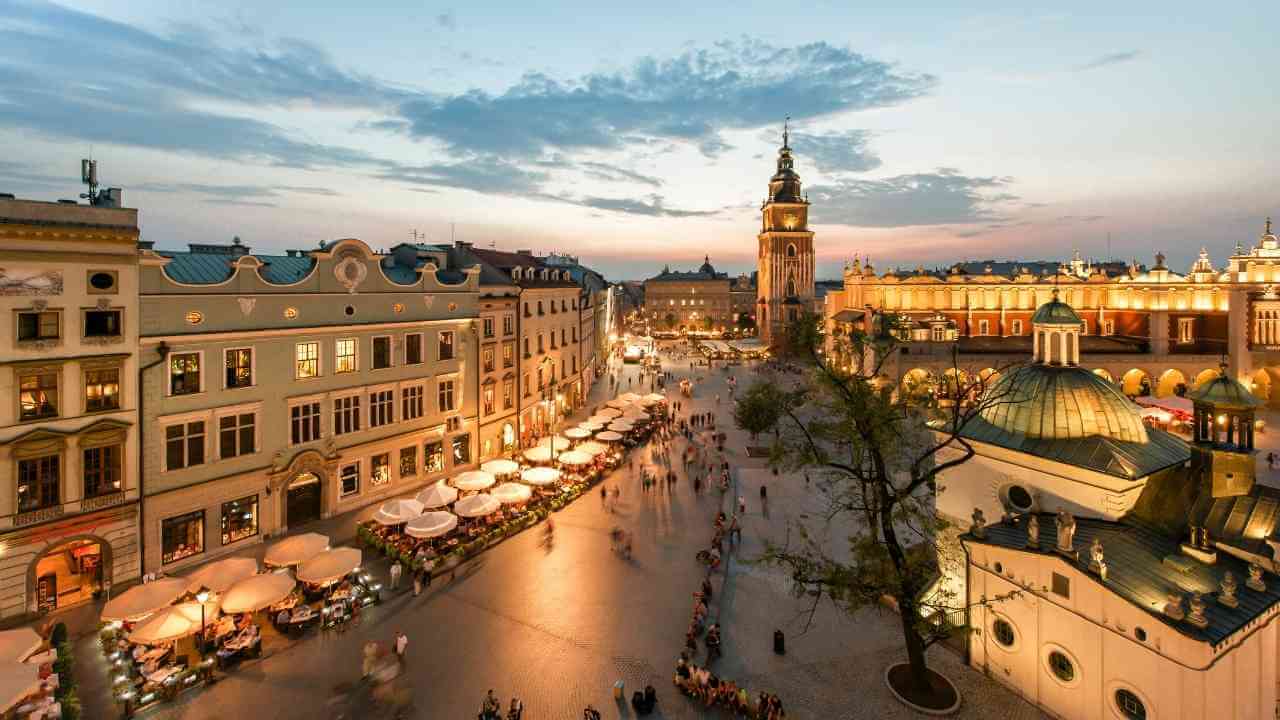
[259,255,316,284]
[960,417,1189,479]
[968,514,1280,647]
[160,252,235,284]
[646,269,726,282]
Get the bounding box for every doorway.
[34,538,104,612]
[286,472,322,527]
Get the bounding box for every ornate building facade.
[757,125,816,347]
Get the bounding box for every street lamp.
[195,590,209,654]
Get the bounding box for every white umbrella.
[521,467,561,486]
[101,577,189,622]
[416,481,459,508]
[373,498,425,525]
[588,413,615,423]
[596,431,624,442]
[619,392,641,403]
[578,421,604,431]
[644,393,666,403]
[557,450,593,466]
[405,512,459,539]
[564,427,592,439]
[491,483,533,504]
[173,600,221,626]
[185,557,259,594]
[481,459,520,476]
[608,421,634,432]
[264,532,330,568]
[607,399,631,409]
[596,407,622,418]
[636,396,657,407]
[128,606,199,645]
[220,573,296,614]
[452,470,496,491]
[523,446,553,463]
[0,629,41,664]
[535,435,570,450]
[297,547,363,587]
[455,494,501,518]
[576,440,608,456]
[622,409,648,420]
[0,662,41,713]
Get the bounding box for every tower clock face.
[783,213,798,230]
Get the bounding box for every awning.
[373,498,425,525]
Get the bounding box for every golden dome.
[978,364,1148,442]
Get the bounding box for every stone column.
[1150,310,1170,356]
[1228,289,1251,379]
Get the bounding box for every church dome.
[1187,369,1262,410]
[1031,296,1083,325]
[977,365,1149,442]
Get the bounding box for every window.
[218,413,256,458]
[339,462,360,497]
[1051,572,1070,599]
[503,343,514,368]
[88,270,117,293]
[169,353,201,395]
[1047,651,1074,683]
[17,311,59,341]
[537,301,544,315]
[438,331,455,360]
[83,445,121,497]
[523,373,530,396]
[296,342,319,379]
[19,370,59,420]
[438,379,455,412]
[371,453,391,486]
[165,421,206,470]
[1103,319,1115,336]
[503,379,514,409]
[1006,485,1033,512]
[336,338,357,373]
[1010,319,1023,336]
[1178,317,1194,344]
[334,395,361,435]
[370,389,394,427]
[84,309,122,337]
[992,618,1015,648]
[1114,689,1146,720]
[402,385,424,420]
[503,315,514,335]
[372,336,393,370]
[483,347,495,373]
[17,455,59,512]
[523,302,531,318]
[399,446,417,478]
[452,433,471,465]
[483,384,495,415]
[221,495,259,546]
[537,334,545,354]
[446,416,461,433]
[161,511,204,564]
[483,317,494,338]
[978,319,990,336]
[1134,627,1147,642]
[523,337,530,357]
[572,327,578,342]
[405,333,423,364]
[424,441,444,473]
[291,402,321,444]
[225,348,253,388]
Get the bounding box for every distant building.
[643,257,735,334]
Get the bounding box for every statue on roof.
[1055,510,1076,554]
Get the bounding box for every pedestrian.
[1270,452,1276,471]
[601,485,608,503]
[389,559,402,590]
[738,495,746,514]
[412,568,423,597]
[394,631,408,662]
[760,484,768,501]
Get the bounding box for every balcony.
[82,491,128,512]
[14,505,64,527]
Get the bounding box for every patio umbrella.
[596,431,624,442]
[101,577,189,622]
[373,498,425,525]
[521,467,561,486]
[452,470,497,492]
[523,446,554,463]
[416,481,459,508]
[185,556,259,594]
[606,398,631,409]
[0,662,41,713]
[128,606,199,645]
[636,396,657,407]
[564,427,592,439]
[619,392,641,403]
[173,599,221,626]
[297,547,363,586]
[622,409,648,420]
[405,512,459,539]
[0,629,41,663]
[588,413,615,423]
[607,421,634,432]
[576,440,608,456]
[578,421,604,431]
[491,483,533,504]
[644,393,665,403]
[264,532,330,568]
[557,450,593,466]
[481,459,520,476]
[596,407,622,418]
[220,573,296,614]
[535,435,570,450]
[454,493,501,518]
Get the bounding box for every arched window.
[1114,689,1147,720]
[1048,651,1074,682]
[786,243,797,258]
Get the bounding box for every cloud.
[0,160,73,190]
[578,161,662,187]
[1055,214,1105,223]
[776,128,881,173]
[435,10,457,30]
[129,181,342,206]
[375,156,550,195]
[391,39,934,157]
[1074,51,1139,71]
[808,168,1016,227]
[555,194,718,218]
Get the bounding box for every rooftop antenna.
[1107,231,1112,262]
[79,158,99,204]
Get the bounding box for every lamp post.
[195,590,209,654]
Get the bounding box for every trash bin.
[773,629,785,655]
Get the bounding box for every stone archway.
[1192,368,1221,390]
[1121,369,1151,398]
[1156,369,1188,398]
[271,449,333,534]
[901,368,935,400]
[27,534,113,614]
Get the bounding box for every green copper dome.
[1187,372,1262,410]
[1031,296,1083,325]
[978,365,1148,442]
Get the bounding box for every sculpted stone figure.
[1056,511,1076,553]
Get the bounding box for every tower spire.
[782,116,790,149]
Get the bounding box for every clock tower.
[757,121,815,348]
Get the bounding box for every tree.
[744,311,1022,709]
[702,315,715,332]
[664,313,677,330]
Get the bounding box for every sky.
[0,0,1276,281]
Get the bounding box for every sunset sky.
[1,0,1276,280]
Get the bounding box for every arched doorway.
[1156,369,1188,398]
[286,472,323,528]
[901,368,935,401]
[502,422,515,452]
[1121,369,1151,398]
[30,536,110,613]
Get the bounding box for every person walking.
[1269,452,1276,471]
[412,568,423,597]
[389,559,402,590]
[394,631,408,663]
[738,495,746,515]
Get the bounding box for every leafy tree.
[748,311,1022,706]
[702,315,715,332]
[664,313,677,330]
